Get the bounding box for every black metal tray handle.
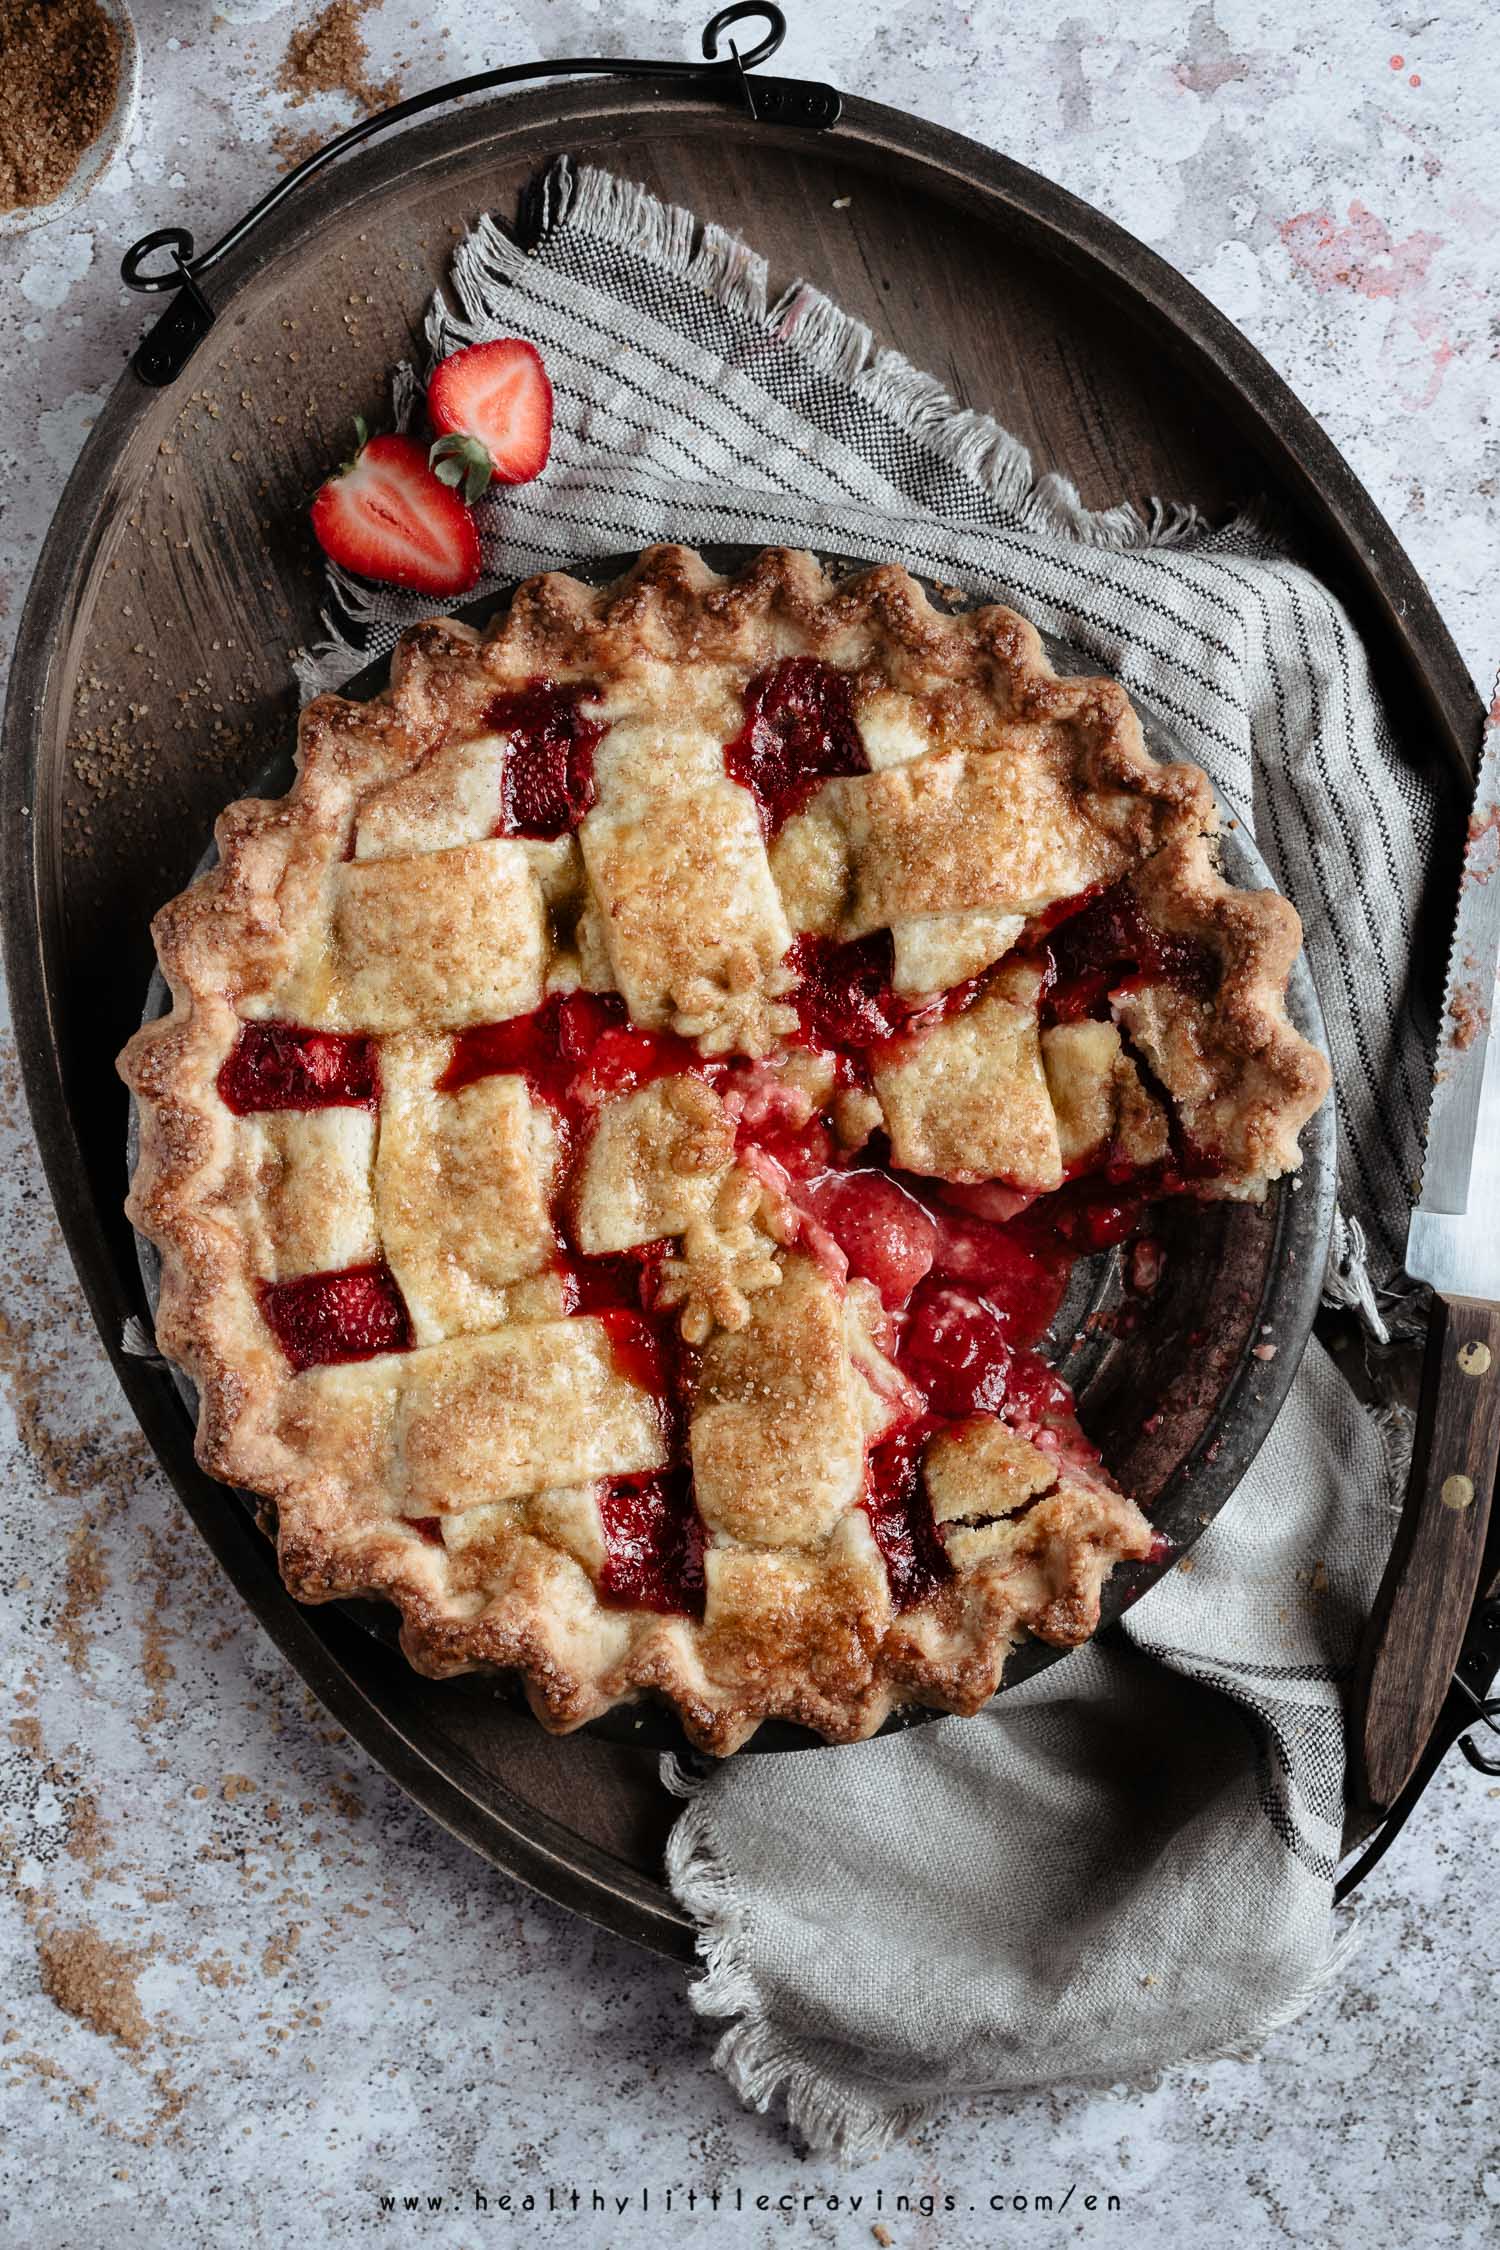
[120,4,840,388]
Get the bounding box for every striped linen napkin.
[302,157,1433,2157]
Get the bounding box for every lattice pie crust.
[120,547,1329,1751]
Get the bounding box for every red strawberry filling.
[558,1242,668,1317]
[725,657,869,835]
[597,1468,707,1617]
[898,1283,1015,1416]
[439,993,720,1183]
[440,988,624,1102]
[556,1243,699,1450]
[795,1169,937,1309]
[1037,881,1218,1023]
[487,679,607,839]
[789,932,908,1058]
[258,1261,412,1372]
[863,1421,953,1611]
[594,1306,670,1410]
[922,1201,1068,1340]
[218,1023,379,1113]
[576,1023,711,1104]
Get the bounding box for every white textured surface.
[2,3,1498,2243]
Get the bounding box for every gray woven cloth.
[304,158,1435,2157]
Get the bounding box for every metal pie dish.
[129,545,1336,1754]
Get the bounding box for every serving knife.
[1354,704,1500,1810]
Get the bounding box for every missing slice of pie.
[119,545,1330,1752]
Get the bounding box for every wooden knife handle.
[1354,1296,1500,1810]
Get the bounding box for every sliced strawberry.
[899,1283,1013,1417]
[863,1422,952,1610]
[258,1262,413,1372]
[597,1469,707,1617]
[310,429,480,595]
[427,340,553,486]
[796,1170,937,1310]
[218,1023,379,1114]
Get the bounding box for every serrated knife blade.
[1406,703,1500,1291]
[1356,696,1500,1812]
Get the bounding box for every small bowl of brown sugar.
[0,0,141,237]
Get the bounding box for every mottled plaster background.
[1,4,1497,2246]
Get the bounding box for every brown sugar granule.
[58,1522,109,1672]
[36,1924,148,2052]
[0,0,121,213]
[328,1779,363,1823]
[278,0,400,116]
[64,1790,113,1873]
[261,1922,303,1977]
[271,122,327,175]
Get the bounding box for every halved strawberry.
[310,426,481,595]
[426,339,553,488]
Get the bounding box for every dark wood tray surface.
[2,82,1483,1957]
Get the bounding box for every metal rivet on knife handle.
[1458,1341,1492,1376]
[1442,1475,1477,1512]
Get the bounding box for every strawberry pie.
[120,547,1330,1752]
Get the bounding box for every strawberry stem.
[336,415,371,478]
[428,431,495,505]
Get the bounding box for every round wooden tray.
[2,79,1483,1958]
